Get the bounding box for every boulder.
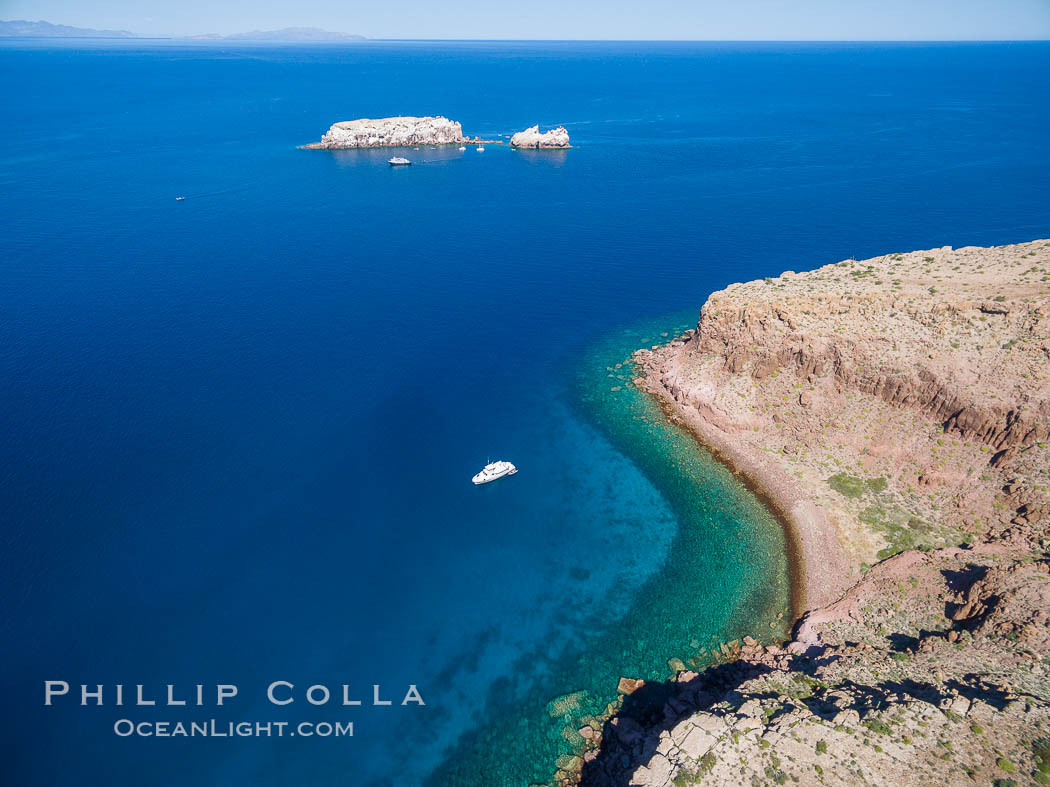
[617,677,645,695]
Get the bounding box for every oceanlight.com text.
[113,719,354,738]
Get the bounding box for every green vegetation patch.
[857,503,961,560]
[765,674,827,701]
[1034,738,1050,782]
[699,752,716,774]
[826,473,889,499]
[827,473,868,498]
[863,719,893,735]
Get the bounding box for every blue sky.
[4,0,1050,39]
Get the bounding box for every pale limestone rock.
[677,725,715,759]
[630,763,654,786]
[832,708,860,727]
[693,712,727,733]
[953,696,974,721]
[655,731,676,757]
[510,124,571,148]
[737,698,763,719]
[733,716,762,733]
[650,752,673,784]
[669,719,694,746]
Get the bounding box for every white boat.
[472,460,517,485]
[476,146,485,152]
[458,146,467,151]
[388,157,412,166]
[175,196,185,201]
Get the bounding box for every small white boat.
[458,146,467,151]
[388,157,412,166]
[476,146,485,152]
[472,460,517,485]
[175,196,185,201]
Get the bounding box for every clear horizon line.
[373,36,1047,42]
[4,35,1050,43]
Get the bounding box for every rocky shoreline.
[558,240,1050,786]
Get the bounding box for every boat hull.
[471,466,517,485]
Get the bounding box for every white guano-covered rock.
[311,116,464,149]
[510,124,571,148]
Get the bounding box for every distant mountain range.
[0,19,135,38]
[0,20,366,42]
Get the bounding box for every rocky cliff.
[579,544,1050,787]
[561,240,1050,787]
[640,240,1050,585]
[303,116,465,149]
[510,125,571,148]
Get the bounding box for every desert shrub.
[864,719,892,735]
[828,473,866,498]
[1034,738,1050,773]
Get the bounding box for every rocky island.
[302,115,486,149]
[566,240,1050,786]
[301,116,568,150]
[510,125,571,148]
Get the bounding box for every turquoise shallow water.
[2,39,1048,787]
[432,315,791,785]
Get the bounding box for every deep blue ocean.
[2,39,1049,786]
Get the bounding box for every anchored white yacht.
[472,460,517,485]
[476,145,485,152]
[388,156,412,166]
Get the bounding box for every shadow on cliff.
[579,661,774,787]
[578,647,1022,786]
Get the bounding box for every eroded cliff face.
[510,125,571,148]
[560,241,1050,787]
[681,251,1050,452]
[642,240,1050,574]
[305,116,465,149]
